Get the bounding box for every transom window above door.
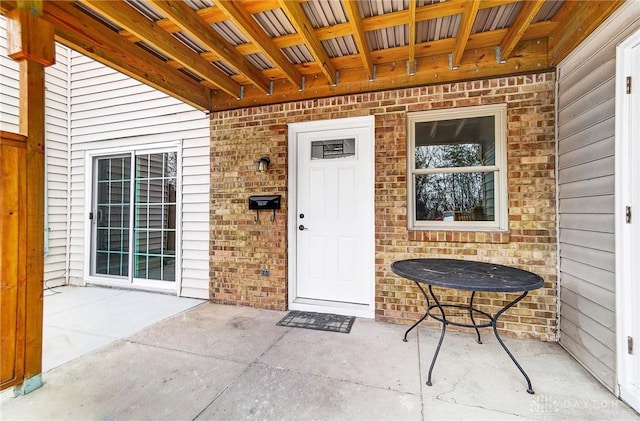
[407,104,508,231]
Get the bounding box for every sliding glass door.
[94,155,131,277]
[91,149,177,287]
[133,152,176,282]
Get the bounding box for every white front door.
[616,29,640,413]
[288,116,375,318]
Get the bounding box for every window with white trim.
[407,104,508,231]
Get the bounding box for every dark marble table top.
[391,258,544,292]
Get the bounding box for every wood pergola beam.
[548,0,624,65]
[278,0,336,86]
[499,0,545,61]
[343,0,375,81]
[407,0,417,75]
[215,0,303,89]
[79,0,241,98]
[212,38,548,111]
[452,0,480,68]
[43,1,210,111]
[120,0,523,65]
[147,0,271,95]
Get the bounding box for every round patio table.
[391,258,544,394]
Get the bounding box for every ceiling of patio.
[1,0,623,111]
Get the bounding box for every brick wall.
[210,71,557,340]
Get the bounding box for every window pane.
[416,143,484,169]
[148,154,165,178]
[133,152,177,282]
[311,138,355,160]
[163,257,176,281]
[137,179,149,203]
[164,179,176,203]
[415,172,495,221]
[164,152,177,178]
[96,252,108,273]
[148,179,163,203]
[134,254,148,279]
[163,230,175,253]
[137,155,149,178]
[135,230,149,253]
[415,116,495,169]
[94,156,130,277]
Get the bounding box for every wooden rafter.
[408,0,417,76]
[227,3,550,57]
[44,1,210,110]
[342,0,374,81]
[215,0,302,89]
[234,20,556,71]
[147,0,271,94]
[216,39,548,110]
[451,0,480,68]
[0,0,625,111]
[277,0,336,86]
[499,0,545,62]
[125,0,512,46]
[79,0,242,98]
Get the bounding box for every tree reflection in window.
[415,142,494,222]
[408,105,506,229]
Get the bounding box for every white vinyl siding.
[1,16,71,287]
[556,2,640,392]
[2,15,210,299]
[44,44,71,287]
[0,17,19,133]
[68,53,210,299]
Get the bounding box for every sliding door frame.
[83,142,182,294]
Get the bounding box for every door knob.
[298,225,307,231]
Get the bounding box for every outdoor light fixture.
[256,156,270,173]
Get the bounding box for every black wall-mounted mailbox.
[249,195,281,222]
[248,195,281,210]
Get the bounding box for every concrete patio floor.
[1,286,638,420]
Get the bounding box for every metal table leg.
[492,291,535,394]
[426,284,446,387]
[403,284,535,393]
[403,280,431,342]
[469,291,482,344]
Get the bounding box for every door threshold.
[86,279,177,295]
[290,297,373,319]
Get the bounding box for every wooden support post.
[2,1,54,395]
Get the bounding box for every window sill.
[408,229,510,244]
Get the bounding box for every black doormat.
[276,310,355,334]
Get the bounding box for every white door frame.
[83,142,182,295]
[287,116,375,318]
[615,28,640,412]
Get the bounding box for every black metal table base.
[403,281,535,394]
